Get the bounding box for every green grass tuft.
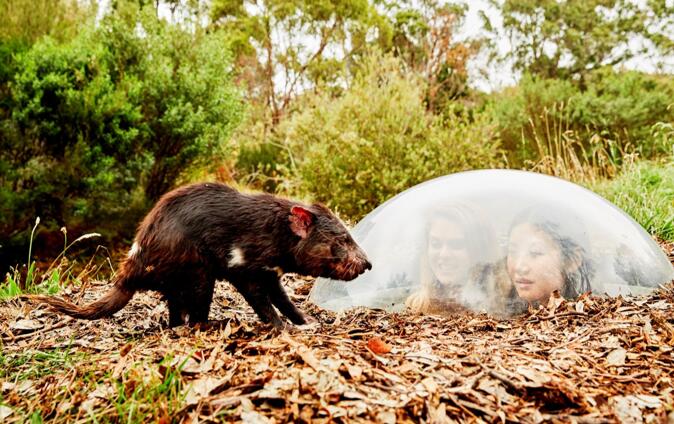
[0,346,87,382]
[588,158,674,241]
[0,219,101,300]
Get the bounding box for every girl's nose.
[439,245,457,259]
[513,255,529,274]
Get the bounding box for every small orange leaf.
[367,337,392,355]
[119,343,132,357]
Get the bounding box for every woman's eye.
[529,250,543,257]
[447,240,465,250]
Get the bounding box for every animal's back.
[131,183,270,283]
[139,183,242,245]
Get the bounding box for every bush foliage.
[487,70,674,166]
[0,8,243,267]
[236,54,503,220]
[590,159,674,242]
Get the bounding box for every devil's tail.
[30,258,139,320]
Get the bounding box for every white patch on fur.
[228,247,245,267]
[128,242,140,258]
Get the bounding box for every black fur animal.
[33,182,371,328]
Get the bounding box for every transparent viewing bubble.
[310,170,674,316]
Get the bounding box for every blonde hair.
[407,201,498,313]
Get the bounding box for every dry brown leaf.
[346,363,363,379]
[297,345,321,370]
[119,343,133,357]
[420,377,439,394]
[256,377,296,400]
[375,410,396,424]
[609,395,659,424]
[607,348,627,366]
[79,384,115,414]
[10,319,43,332]
[0,405,13,420]
[428,403,453,424]
[515,366,552,386]
[183,376,229,405]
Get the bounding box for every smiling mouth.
[515,279,534,287]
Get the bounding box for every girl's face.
[427,218,471,286]
[507,223,565,303]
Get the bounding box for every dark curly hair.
[508,204,594,302]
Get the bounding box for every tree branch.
[278,17,340,114]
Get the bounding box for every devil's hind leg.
[166,293,188,327]
[186,275,216,324]
[162,267,214,327]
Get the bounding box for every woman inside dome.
[405,202,510,315]
[504,205,594,312]
[404,202,596,315]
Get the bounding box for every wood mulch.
[1,244,673,423]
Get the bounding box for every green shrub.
[0,8,243,269]
[0,0,93,45]
[487,70,674,166]
[589,158,674,242]
[271,54,503,220]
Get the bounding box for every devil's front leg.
[227,270,285,329]
[227,269,309,327]
[265,273,308,325]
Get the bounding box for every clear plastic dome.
[310,170,673,316]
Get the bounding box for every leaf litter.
[0,244,673,423]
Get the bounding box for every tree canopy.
[489,0,674,82]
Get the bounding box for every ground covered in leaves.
[1,244,673,423]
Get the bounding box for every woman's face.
[507,223,565,303]
[427,218,471,286]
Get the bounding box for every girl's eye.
[430,239,465,250]
[529,250,543,257]
[446,240,465,250]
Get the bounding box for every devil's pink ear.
[289,206,315,238]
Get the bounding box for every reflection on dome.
[310,170,674,316]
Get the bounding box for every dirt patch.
[1,273,673,422]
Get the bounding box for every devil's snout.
[352,251,371,273]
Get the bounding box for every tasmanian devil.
[33,182,371,328]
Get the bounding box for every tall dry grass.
[525,101,638,184]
